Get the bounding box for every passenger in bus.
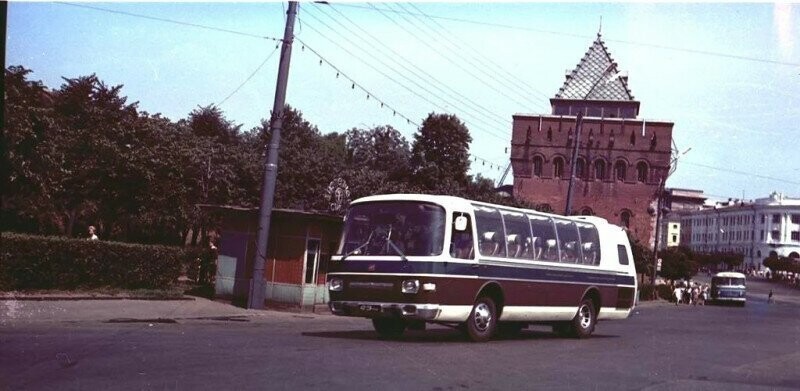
[451,231,474,259]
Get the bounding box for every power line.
[683,161,800,187]
[399,3,553,106]
[314,3,515,131]
[57,2,284,43]
[297,15,513,142]
[216,45,280,107]
[296,39,506,171]
[335,3,800,68]
[304,4,513,139]
[367,2,542,111]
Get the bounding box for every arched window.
[636,161,649,182]
[790,252,800,259]
[576,158,586,179]
[594,159,606,181]
[532,156,543,177]
[553,157,564,178]
[615,160,627,181]
[620,210,632,228]
[581,207,594,216]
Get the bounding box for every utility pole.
[651,177,666,286]
[564,111,583,216]
[248,1,298,310]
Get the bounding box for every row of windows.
[531,156,650,182]
[689,230,800,243]
[687,213,800,228]
[470,205,602,266]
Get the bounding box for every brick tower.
[511,33,674,245]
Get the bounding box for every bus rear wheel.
[465,296,498,342]
[554,299,596,338]
[372,318,407,339]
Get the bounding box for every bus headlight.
[328,278,344,292]
[401,279,420,294]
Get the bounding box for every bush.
[638,284,656,301]
[655,284,674,301]
[0,232,200,291]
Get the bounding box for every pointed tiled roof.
[555,34,634,101]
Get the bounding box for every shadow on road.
[301,328,619,343]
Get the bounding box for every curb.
[1,296,196,301]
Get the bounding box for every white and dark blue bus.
[327,194,637,342]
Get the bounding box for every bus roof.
[714,272,746,278]
[350,194,613,227]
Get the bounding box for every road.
[2,280,799,390]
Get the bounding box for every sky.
[7,2,800,202]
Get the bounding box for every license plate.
[359,305,381,312]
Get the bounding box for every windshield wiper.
[386,239,408,262]
[340,231,373,261]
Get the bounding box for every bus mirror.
[454,215,468,231]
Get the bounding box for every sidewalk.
[0,296,327,325]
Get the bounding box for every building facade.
[679,192,800,269]
[511,33,674,245]
[205,205,342,310]
[658,188,708,250]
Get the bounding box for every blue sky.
[7,2,800,201]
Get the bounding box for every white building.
[679,192,800,269]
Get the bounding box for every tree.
[256,106,347,211]
[659,247,699,281]
[628,231,653,283]
[3,66,60,234]
[410,113,472,192]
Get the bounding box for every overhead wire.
[304,8,507,141]
[296,38,507,172]
[314,3,515,132]
[57,2,284,43]
[216,44,281,107]
[682,161,800,187]
[398,3,552,106]
[334,3,800,68]
[367,2,540,111]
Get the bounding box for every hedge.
[0,232,212,291]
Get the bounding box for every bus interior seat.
[563,241,578,263]
[507,234,522,258]
[582,242,597,265]
[530,236,542,260]
[481,231,499,256]
[544,239,558,260]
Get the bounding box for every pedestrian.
[692,287,699,306]
[768,289,774,304]
[88,225,99,241]
[673,286,682,306]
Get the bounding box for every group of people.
[672,282,710,306]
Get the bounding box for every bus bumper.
[330,301,441,321]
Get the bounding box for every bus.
[710,271,746,306]
[326,194,638,342]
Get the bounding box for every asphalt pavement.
[2,280,799,391]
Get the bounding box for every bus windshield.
[712,277,745,286]
[338,201,446,257]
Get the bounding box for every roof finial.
[598,16,603,37]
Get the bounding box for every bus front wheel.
[372,318,406,339]
[465,296,498,342]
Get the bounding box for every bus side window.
[450,213,474,260]
[617,244,630,265]
[529,215,557,261]
[577,222,600,265]
[473,206,506,257]
[501,211,532,259]
[555,220,582,263]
